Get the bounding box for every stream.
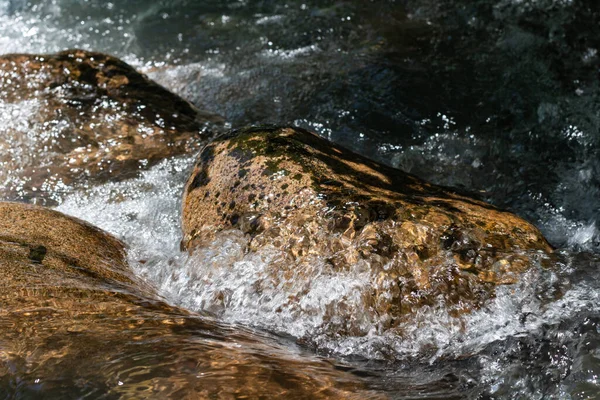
[1,0,599,398]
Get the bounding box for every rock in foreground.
[182,127,553,338]
[0,202,382,399]
[0,49,223,204]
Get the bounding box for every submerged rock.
[0,202,382,398]
[0,49,223,204]
[182,126,553,338]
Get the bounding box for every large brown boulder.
[0,202,382,399]
[0,49,223,204]
[182,126,553,337]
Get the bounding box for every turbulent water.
[1,0,600,398]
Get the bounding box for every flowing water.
[0,0,599,398]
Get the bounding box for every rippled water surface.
[1,0,600,398]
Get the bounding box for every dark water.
[1,0,599,398]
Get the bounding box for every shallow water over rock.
[0,49,223,205]
[0,202,387,399]
[1,0,600,399]
[51,154,600,399]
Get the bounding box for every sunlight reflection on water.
[1,0,600,398]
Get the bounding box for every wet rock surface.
[0,1,598,398]
[182,126,553,336]
[0,201,383,399]
[0,49,223,204]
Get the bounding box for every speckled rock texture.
[0,49,223,203]
[182,126,553,324]
[0,202,382,399]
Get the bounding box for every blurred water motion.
[0,202,383,399]
[0,0,600,398]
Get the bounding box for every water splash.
[56,155,192,260]
[40,133,595,398]
[56,158,599,368]
[2,0,600,397]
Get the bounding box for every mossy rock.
[182,126,553,334]
[0,202,381,398]
[0,49,223,204]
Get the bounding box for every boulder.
[0,201,380,398]
[0,49,223,204]
[182,126,553,335]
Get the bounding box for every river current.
[0,0,599,398]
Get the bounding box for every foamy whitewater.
[55,158,600,364]
[2,0,600,398]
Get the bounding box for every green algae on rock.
[0,201,384,399]
[0,49,223,204]
[182,126,553,335]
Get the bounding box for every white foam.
[50,152,599,363]
[568,222,599,248]
[4,0,594,367]
[56,155,194,266]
